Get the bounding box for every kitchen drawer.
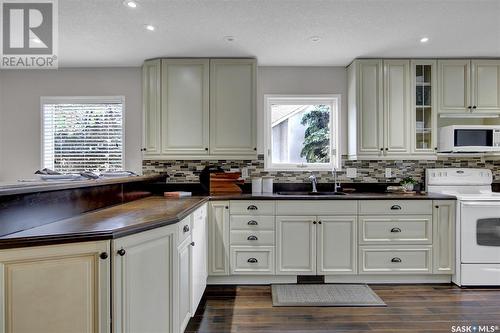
[359,246,432,274]
[230,230,275,246]
[359,215,432,244]
[230,246,274,274]
[276,200,357,215]
[359,200,432,215]
[230,201,275,215]
[230,215,275,231]
[178,216,192,244]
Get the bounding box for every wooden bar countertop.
[0,196,209,249]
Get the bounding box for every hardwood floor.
[186,284,500,333]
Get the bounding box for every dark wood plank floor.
[186,284,500,333]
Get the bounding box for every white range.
[426,168,500,286]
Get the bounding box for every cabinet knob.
[473,106,477,109]
[141,148,147,152]
[183,225,190,233]
[247,205,258,211]
[318,221,322,224]
[385,148,389,151]
[380,148,384,151]
[468,106,472,109]
[117,248,126,256]
[205,147,209,151]
[390,205,402,210]
[247,258,258,263]
[435,205,439,209]
[247,220,258,226]
[391,257,402,263]
[254,148,257,151]
[190,242,195,247]
[390,227,401,233]
[247,235,258,241]
[99,252,108,260]
[225,206,229,209]
[313,221,317,224]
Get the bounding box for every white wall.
[0,65,347,182]
[0,68,142,181]
[257,66,347,154]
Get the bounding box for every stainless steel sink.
[276,191,347,196]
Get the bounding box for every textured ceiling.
[58,0,500,67]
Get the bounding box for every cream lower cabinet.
[208,201,230,275]
[0,241,110,333]
[432,200,455,274]
[276,215,357,275]
[112,225,176,333]
[176,237,192,333]
[191,204,208,314]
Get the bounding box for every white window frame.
[40,96,126,172]
[264,94,340,171]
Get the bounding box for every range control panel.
[426,168,493,186]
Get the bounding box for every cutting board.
[209,172,244,194]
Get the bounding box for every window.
[42,96,124,173]
[264,95,340,171]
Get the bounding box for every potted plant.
[400,177,417,192]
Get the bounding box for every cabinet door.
[209,59,257,156]
[142,59,162,155]
[438,60,471,113]
[356,60,384,157]
[384,60,411,155]
[317,216,357,275]
[191,205,208,315]
[0,241,110,333]
[276,216,316,275]
[176,238,192,333]
[161,59,210,155]
[208,201,230,275]
[433,201,455,274]
[112,226,174,333]
[472,60,500,113]
[410,60,437,155]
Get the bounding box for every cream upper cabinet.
[347,59,384,159]
[0,241,110,333]
[276,216,317,275]
[317,216,357,275]
[112,226,175,333]
[410,60,437,155]
[433,201,455,274]
[438,59,471,113]
[472,59,500,112]
[383,60,411,155]
[209,59,257,156]
[142,59,162,156]
[161,59,210,155]
[208,201,230,276]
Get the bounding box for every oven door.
[461,201,500,263]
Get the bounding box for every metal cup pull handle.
[390,205,402,210]
[391,257,402,263]
[247,220,258,226]
[390,227,402,233]
[247,235,258,241]
[247,258,258,263]
[247,205,258,210]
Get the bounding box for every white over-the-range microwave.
[438,125,500,153]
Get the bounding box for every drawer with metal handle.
[359,200,432,215]
[230,215,275,230]
[358,246,432,274]
[177,216,192,244]
[230,246,274,274]
[229,201,275,215]
[230,230,275,246]
[358,215,432,244]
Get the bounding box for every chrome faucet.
[309,174,318,193]
[332,168,341,193]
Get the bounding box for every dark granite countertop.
[0,196,208,249]
[0,192,456,249]
[209,192,456,200]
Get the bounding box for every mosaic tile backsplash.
[143,155,500,184]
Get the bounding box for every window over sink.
[264,95,340,171]
[41,96,124,173]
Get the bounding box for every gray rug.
[271,284,386,307]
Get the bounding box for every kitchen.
[0,1,499,332]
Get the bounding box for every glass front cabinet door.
[411,60,437,156]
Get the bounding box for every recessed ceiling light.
[224,36,236,42]
[123,0,138,8]
[145,24,155,31]
[309,36,321,42]
[420,37,429,43]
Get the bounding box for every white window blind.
[42,97,124,173]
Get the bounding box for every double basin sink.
[276,191,347,196]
